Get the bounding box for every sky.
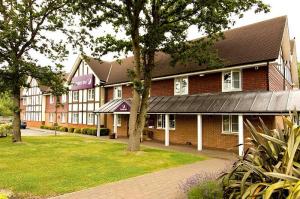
[58,0,300,72]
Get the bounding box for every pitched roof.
[95,90,300,114]
[91,16,287,85]
[84,57,111,82]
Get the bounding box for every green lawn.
[0,136,203,198]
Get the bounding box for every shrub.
[68,127,74,133]
[81,128,88,135]
[188,180,223,199]
[221,113,300,199]
[0,123,12,136]
[59,127,68,132]
[86,128,97,136]
[40,125,46,129]
[0,193,8,199]
[74,128,81,134]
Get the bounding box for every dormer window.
[174,77,188,95]
[222,70,241,92]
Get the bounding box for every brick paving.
[51,158,230,199]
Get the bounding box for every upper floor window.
[61,94,67,104]
[114,86,122,99]
[73,91,79,101]
[222,115,239,134]
[174,77,188,95]
[88,89,95,101]
[50,95,54,104]
[222,70,241,92]
[157,114,176,130]
[276,49,284,74]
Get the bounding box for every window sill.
[221,132,238,135]
[222,89,242,93]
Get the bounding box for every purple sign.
[115,102,131,112]
[71,74,94,90]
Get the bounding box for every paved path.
[21,128,68,136]
[51,158,230,199]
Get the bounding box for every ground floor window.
[157,114,176,130]
[49,113,54,123]
[72,113,79,124]
[61,113,66,123]
[88,113,94,124]
[222,115,239,133]
[113,114,122,127]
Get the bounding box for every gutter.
[104,61,276,87]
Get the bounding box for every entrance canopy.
[94,90,300,115]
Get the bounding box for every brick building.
[21,16,300,155]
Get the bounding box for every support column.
[96,114,101,137]
[197,114,203,151]
[165,114,170,146]
[238,115,244,156]
[113,113,118,138]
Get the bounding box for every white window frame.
[88,89,95,101]
[23,98,26,105]
[87,113,94,125]
[50,95,54,104]
[49,113,54,123]
[61,113,66,123]
[174,77,189,95]
[113,86,122,99]
[72,113,79,124]
[222,115,239,134]
[156,114,176,130]
[113,114,122,127]
[73,91,79,101]
[61,94,67,104]
[222,70,242,92]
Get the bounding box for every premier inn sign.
[71,74,94,90]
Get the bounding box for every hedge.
[40,125,109,136]
[68,127,75,133]
[59,127,68,132]
[74,128,81,134]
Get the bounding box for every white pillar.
[238,115,244,156]
[96,114,101,137]
[165,114,170,146]
[197,114,203,151]
[113,113,118,138]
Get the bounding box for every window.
[222,70,241,92]
[113,86,122,99]
[73,91,79,101]
[157,114,176,129]
[61,113,66,123]
[113,114,122,127]
[23,98,26,105]
[49,113,54,123]
[61,94,67,104]
[50,95,54,104]
[72,113,79,124]
[88,89,95,100]
[174,77,188,95]
[276,49,284,74]
[88,113,94,124]
[222,115,239,133]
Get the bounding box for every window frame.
[156,114,176,130]
[87,89,95,101]
[222,115,239,134]
[61,113,66,123]
[222,70,242,92]
[61,94,67,104]
[113,114,122,127]
[113,86,122,99]
[87,113,94,124]
[174,77,189,95]
[73,91,79,101]
[72,113,79,124]
[50,95,54,104]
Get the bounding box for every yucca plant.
[221,113,300,199]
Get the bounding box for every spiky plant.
[221,113,300,199]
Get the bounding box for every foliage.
[67,127,74,133]
[0,194,8,199]
[0,0,74,142]
[188,180,223,199]
[0,123,13,136]
[0,93,13,116]
[221,114,300,199]
[0,136,203,197]
[73,0,270,151]
[73,128,81,134]
[59,127,68,132]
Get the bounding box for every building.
[21,16,300,155]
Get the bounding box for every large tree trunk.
[12,91,21,142]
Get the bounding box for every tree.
[0,0,73,142]
[74,0,269,151]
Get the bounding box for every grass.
[0,136,204,198]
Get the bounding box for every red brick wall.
[106,87,113,101]
[243,66,269,91]
[107,114,129,137]
[123,85,132,99]
[189,73,222,94]
[26,121,43,128]
[45,95,68,126]
[268,64,292,91]
[151,79,174,96]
